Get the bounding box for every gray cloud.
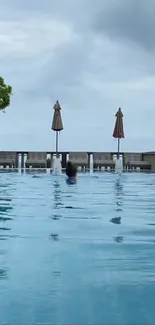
[0,0,155,151]
[93,0,155,51]
[3,0,155,53]
[0,0,91,28]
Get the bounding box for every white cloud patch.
[0,18,74,58]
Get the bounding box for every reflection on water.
[0,176,14,284]
[110,216,121,224]
[0,227,11,231]
[114,236,124,243]
[114,175,124,208]
[0,235,7,241]
[0,216,13,221]
[0,173,155,324]
[49,180,63,239]
[50,214,60,221]
[49,234,59,241]
[53,181,63,210]
[112,175,124,242]
[0,180,14,226]
[0,268,8,279]
[0,206,13,212]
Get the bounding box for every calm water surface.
[0,172,155,325]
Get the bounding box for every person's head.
[66,161,77,179]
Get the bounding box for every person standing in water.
[65,161,77,184]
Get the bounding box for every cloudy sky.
[0,0,155,152]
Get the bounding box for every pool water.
[0,172,155,325]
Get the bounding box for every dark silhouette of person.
[65,161,77,184]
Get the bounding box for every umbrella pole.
[117,138,120,159]
[56,131,59,157]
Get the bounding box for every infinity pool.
[0,172,155,325]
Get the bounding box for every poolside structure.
[142,152,155,172]
[68,152,88,170]
[0,151,17,168]
[25,152,47,169]
[0,151,154,172]
[51,100,63,155]
[93,152,115,170]
[113,108,124,172]
[124,153,151,171]
[113,108,124,157]
[51,100,63,174]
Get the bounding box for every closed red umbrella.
[51,100,63,154]
[113,108,124,158]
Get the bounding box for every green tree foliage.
[0,77,12,112]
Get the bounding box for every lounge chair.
[0,151,17,168]
[143,152,155,172]
[25,152,47,168]
[68,152,88,169]
[124,153,151,170]
[93,152,115,170]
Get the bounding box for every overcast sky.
[0,0,155,152]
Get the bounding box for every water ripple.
[0,173,155,324]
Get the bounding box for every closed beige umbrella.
[51,100,63,154]
[113,108,124,158]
